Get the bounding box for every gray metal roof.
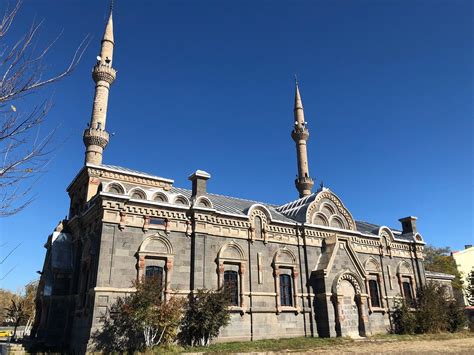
[100,164,173,182]
[170,187,296,223]
[355,221,381,236]
[98,165,412,239]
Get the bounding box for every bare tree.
[0,0,89,216]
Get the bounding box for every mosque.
[32,7,453,353]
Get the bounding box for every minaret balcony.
[92,64,116,84]
[291,126,309,141]
[295,176,314,195]
[83,128,110,149]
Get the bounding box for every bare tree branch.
[0,0,90,216]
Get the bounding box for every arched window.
[175,196,189,206]
[368,279,381,308]
[254,216,263,239]
[107,183,124,194]
[153,193,168,203]
[131,190,146,199]
[224,270,239,306]
[280,274,293,306]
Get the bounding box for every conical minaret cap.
[294,82,303,110]
[103,11,114,44]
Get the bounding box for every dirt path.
[294,337,474,354]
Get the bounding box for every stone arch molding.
[332,271,364,295]
[306,191,356,231]
[218,241,246,261]
[247,204,272,223]
[138,232,173,256]
[364,257,381,273]
[397,260,413,275]
[195,196,213,209]
[273,247,298,266]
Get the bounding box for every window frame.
[279,273,293,307]
[224,270,240,306]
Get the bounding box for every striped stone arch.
[332,270,365,295]
[306,190,356,231]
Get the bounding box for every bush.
[446,301,466,332]
[391,298,416,334]
[391,283,467,335]
[92,276,186,352]
[415,283,447,333]
[179,288,231,346]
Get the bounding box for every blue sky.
[0,0,472,292]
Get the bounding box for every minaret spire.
[83,4,117,165]
[291,79,314,198]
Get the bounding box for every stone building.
[32,8,452,353]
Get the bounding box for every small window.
[280,274,293,306]
[402,281,413,305]
[369,279,381,308]
[175,197,188,205]
[254,216,263,239]
[224,270,239,306]
[153,193,167,202]
[132,190,145,199]
[107,184,124,194]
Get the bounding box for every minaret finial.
[291,79,314,198]
[82,3,117,165]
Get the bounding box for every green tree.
[424,245,464,292]
[92,276,185,352]
[179,288,231,347]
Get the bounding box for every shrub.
[92,276,186,352]
[179,288,231,346]
[391,298,416,334]
[415,283,447,333]
[446,300,467,332]
[391,282,467,335]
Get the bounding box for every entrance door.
[338,279,362,337]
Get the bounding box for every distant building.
[32,7,454,353]
[452,245,474,305]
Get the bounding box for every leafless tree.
[0,0,89,216]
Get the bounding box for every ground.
[186,332,474,354]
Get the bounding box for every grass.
[176,331,474,353]
[187,336,351,353]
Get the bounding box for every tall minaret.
[83,6,117,165]
[291,80,314,198]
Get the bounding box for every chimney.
[188,170,211,198]
[399,216,417,234]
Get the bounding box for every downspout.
[296,223,307,336]
[247,238,254,341]
[301,222,315,336]
[378,252,392,331]
[413,242,423,287]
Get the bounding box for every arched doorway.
[333,273,367,337]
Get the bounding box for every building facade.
[32,8,451,353]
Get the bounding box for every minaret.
[83,6,117,165]
[291,80,314,198]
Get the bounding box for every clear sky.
[0,0,472,292]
